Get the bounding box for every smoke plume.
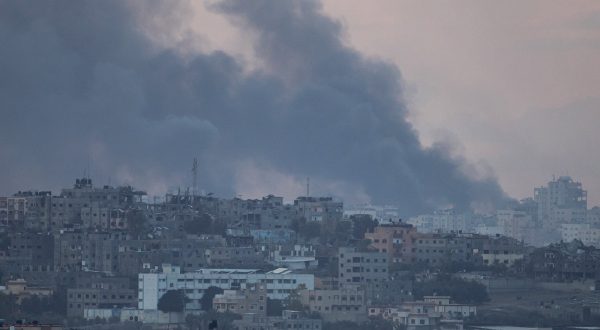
[0,0,508,214]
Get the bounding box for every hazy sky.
[321,1,600,205]
[1,0,598,211]
[188,0,600,205]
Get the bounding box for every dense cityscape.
[0,175,599,329]
[2,0,599,329]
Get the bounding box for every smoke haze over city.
[2,0,599,214]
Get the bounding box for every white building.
[138,265,314,311]
[407,210,474,234]
[496,210,533,242]
[560,223,600,247]
[270,245,318,270]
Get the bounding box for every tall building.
[337,247,388,287]
[364,223,417,263]
[534,176,587,229]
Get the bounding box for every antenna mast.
[306,177,310,197]
[192,158,199,200]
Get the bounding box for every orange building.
[364,223,417,263]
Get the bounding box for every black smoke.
[0,0,508,214]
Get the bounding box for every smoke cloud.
[0,0,508,214]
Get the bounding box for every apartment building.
[337,247,388,287]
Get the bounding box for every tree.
[266,298,284,316]
[413,275,489,304]
[127,209,148,238]
[158,290,190,313]
[0,293,19,319]
[350,215,377,239]
[200,286,224,311]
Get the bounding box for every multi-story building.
[588,207,600,225]
[560,223,600,247]
[47,178,145,229]
[364,223,417,263]
[138,265,314,310]
[407,209,479,234]
[53,230,128,273]
[411,233,477,266]
[4,191,54,230]
[496,210,533,243]
[337,247,388,287]
[5,232,54,271]
[523,240,600,280]
[478,236,526,267]
[294,197,343,222]
[534,176,587,229]
[67,275,136,317]
[205,246,264,268]
[0,196,28,227]
[213,283,267,315]
[299,286,367,322]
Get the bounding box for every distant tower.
[192,158,199,199]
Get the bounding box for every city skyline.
[1,1,599,212]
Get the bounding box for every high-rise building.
[534,176,587,229]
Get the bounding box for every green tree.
[158,290,190,313]
[413,275,489,304]
[266,298,284,316]
[350,214,377,239]
[200,286,224,311]
[0,293,19,319]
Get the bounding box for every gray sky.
[1,0,598,211]
[188,0,600,205]
[321,1,600,205]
